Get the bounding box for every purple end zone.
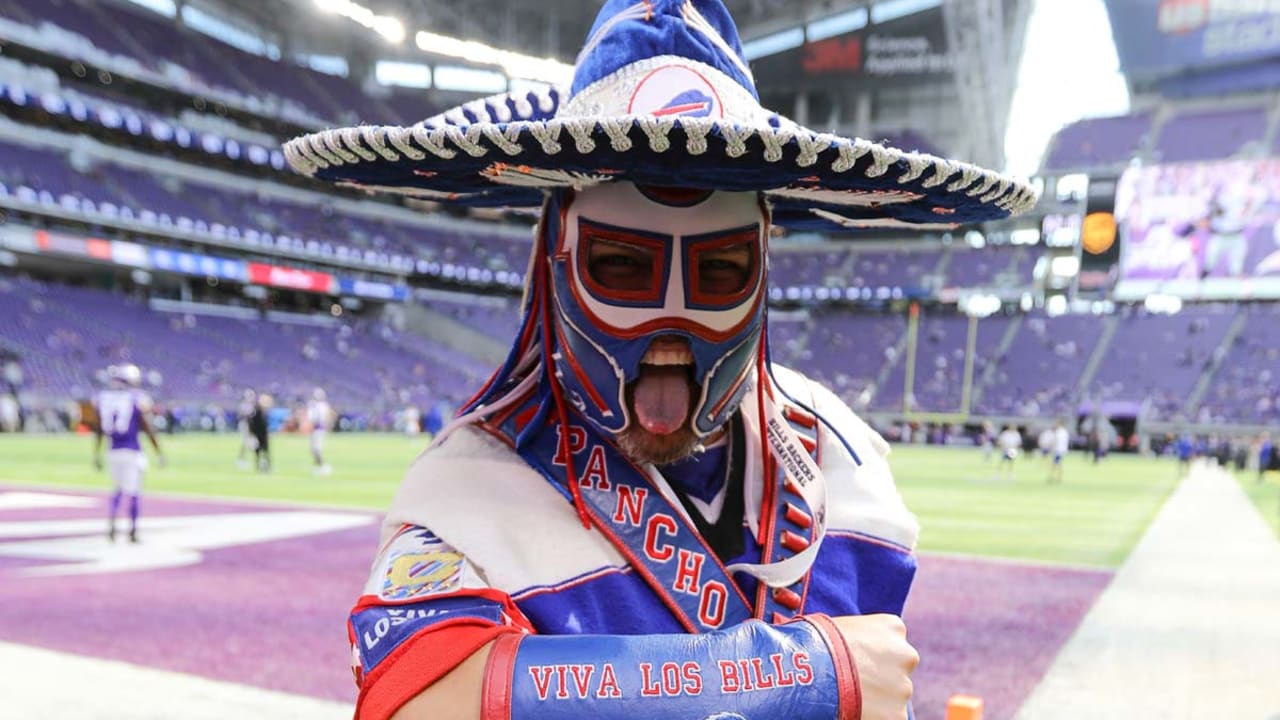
[0,487,1113,716]
[0,486,379,703]
[905,555,1113,720]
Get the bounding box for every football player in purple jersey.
[93,364,164,543]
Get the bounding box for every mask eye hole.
[688,227,760,306]
[587,237,657,292]
[577,220,668,304]
[696,241,754,296]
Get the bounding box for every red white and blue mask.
[545,182,767,438]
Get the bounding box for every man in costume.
[285,2,1036,718]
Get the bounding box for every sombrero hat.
[283,0,1038,232]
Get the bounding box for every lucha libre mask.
[546,182,767,438]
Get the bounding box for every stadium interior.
[0,0,1277,444]
[1,2,1278,720]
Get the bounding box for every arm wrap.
[482,614,859,720]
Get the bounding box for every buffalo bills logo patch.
[628,65,724,119]
[654,89,715,117]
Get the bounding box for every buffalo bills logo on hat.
[628,65,724,119]
[654,88,715,117]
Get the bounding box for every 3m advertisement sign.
[752,7,951,90]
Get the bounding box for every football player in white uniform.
[308,387,334,475]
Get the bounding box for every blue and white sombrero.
[284,0,1038,232]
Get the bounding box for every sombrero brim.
[285,111,1037,233]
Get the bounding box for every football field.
[0,433,1218,720]
[0,432,1181,567]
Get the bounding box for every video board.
[1114,158,1280,300]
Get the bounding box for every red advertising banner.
[247,263,334,293]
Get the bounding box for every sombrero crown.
[284,0,1037,231]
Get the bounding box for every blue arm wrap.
[482,615,859,720]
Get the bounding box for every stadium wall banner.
[30,229,113,260]
[751,6,950,89]
[110,240,150,268]
[247,262,335,293]
[150,248,248,283]
[0,225,39,254]
[338,277,410,301]
[1113,157,1280,300]
[1105,0,1280,78]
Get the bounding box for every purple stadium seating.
[1190,304,1280,424]
[0,0,444,125]
[850,249,941,289]
[1089,305,1237,422]
[944,245,1022,288]
[0,277,493,413]
[875,313,1008,413]
[0,137,530,273]
[795,311,906,411]
[769,248,852,289]
[1043,113,1152,170]
[1154,106,1268,163]
[426,297,523,344]
[976,313,1102,419]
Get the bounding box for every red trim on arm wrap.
[480,632,527,720]
[355,621,520,720]
[801,614,862,720]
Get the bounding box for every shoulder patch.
[382,550,465,599]
[368,526,481,600]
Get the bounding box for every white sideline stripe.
[0,479,387,513]
[1014,462,1280,720]
[0,491,99,510]
[917,549,1112,573]
[0,641,353,719]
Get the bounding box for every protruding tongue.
[632,365,691,435]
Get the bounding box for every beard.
[615,420,701,466]
[614,370,702,466]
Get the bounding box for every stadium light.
[376,61,432,89]
[961,293,1001,318]
[314,0,405,44]
[805,7,868,42]
[741,28,804,61]
[434,65,507,93]
[415,31,572,85]
[1010,228,1040,245]
[1050,255,1080,278]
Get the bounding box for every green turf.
[889,447,1179,568]
[0,434,1179,567]
[0,432,422,509]
[1231,469,1280,540]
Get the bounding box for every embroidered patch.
[628,64,724,119]
[381,550,464,600]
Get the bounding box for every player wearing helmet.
[93,364,164,543]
